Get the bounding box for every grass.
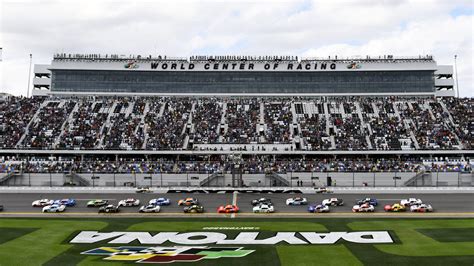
[0,218,473,265]
[417,228,474,242]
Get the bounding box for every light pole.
[27,54,32,98]
[454,55,460,98]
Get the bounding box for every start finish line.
[71,231,394,245]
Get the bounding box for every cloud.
[0,0,472,96]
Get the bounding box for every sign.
[71,231,394,245]
[82,246,254,263]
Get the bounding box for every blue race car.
[149,198,171,206]
[308,204,330,213]
[356,198,378,206]
[53,198,76,207]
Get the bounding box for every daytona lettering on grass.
[70,231,393,245]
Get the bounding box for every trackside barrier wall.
[1,171,472,187]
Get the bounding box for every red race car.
[217,204,239,213]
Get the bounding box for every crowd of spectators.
[263,101,292,143]
[0,96,471,151]
[222,98,260,143]
[1,156,471,174]
[0,97,42,148]
[190,98,222,144]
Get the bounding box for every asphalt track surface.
[0,192,473,218]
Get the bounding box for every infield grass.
[0,218,472,266]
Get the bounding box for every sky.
[0,0,473,97]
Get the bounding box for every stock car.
[253,204,275,213]
[98,205,120,213]
[356,198,378,206]
[322,198,344,206]
[352,203,375,212]
[400,198,423,206]
[139,204,161,213]
[53,198,76,207]
[315,187,333,194]
[136,187,153,193]
[149,198,171,206]
[87,199,108,207]
[286,197,308,205]
[42,204,66,213]
[32,199,54,207]
[0,204,3,211]
[178,198,199,206]
[183,205,204,213]
[217,205,239,213]
[384,203,406,212]
[251,198,272,206]
[308,204,330,213]
[410,204,433,212]
[118,198,140,207]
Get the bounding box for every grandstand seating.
[0,96,472,151]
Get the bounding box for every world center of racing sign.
[72,231,393,264]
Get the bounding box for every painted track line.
[1,212,473,218]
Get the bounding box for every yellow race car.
[384,203,406,212]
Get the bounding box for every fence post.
[436,169,439,187]
[352,172,355,187]
[458,171,460,187]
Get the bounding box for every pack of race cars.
[27,196,434,214]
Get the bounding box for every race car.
[42,204,66,213]
[400,198,422,206]
[217,205,239,213]
[356,198,378,206]
[251,198,272,206]
[384,203,406,212]
[178,198,198,206]
[118,198,140,207]
[352,203,375,212]
[253,204,275,213]
[410,204,433,212]
[32,199,54,207]
[286,197,308,205]
[139,204,161,213]
[308,204,330,213]
[149,198,171,206]
[53,198,76,207]
[136,187,153,193]
[0,205,3,211]
[322,198,344,206]
[87,199,108,207]
[315,187,333,194]
[183,205,204,213]
[98,205,120,213]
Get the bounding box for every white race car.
[410,204,433,212]
[139,204,161,213]
[253,204,275,213]
[286,197,308,205]
[400,198,422,206]
[42,204,66,213]
[118,198,140,207]
[32,199,54,207]
[322,198,344,206]
[352,203,375,212]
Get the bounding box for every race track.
[0,192,473,218]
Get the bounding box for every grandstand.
[0,54,472,188]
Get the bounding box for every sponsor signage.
[71,231,394,245]
[82,246,254,263]
[74,231,393,264]
[149,61,337,71]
